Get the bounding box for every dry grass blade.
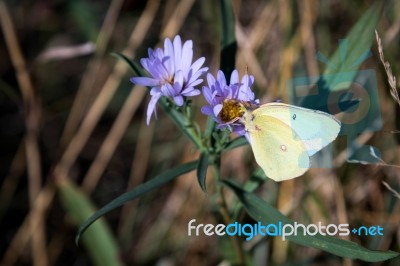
[383,19,400,46]
[54,0,160,182]
[299,0,319,77]
[81,86,147,194]
[0,142,25,221]
[60,0,125,146]
[236,2,277,89]
[117,112,154,245]
[0,184,55,266]
[35,42,96,63]
[375,30,400,106]
[2,0,158,264]
[382,181,400,200]
[160,0,195,38]
[0,2,47,265]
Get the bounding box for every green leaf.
[231,168,271,221]
[197,152,209,192]
[59,179,123,266]
[222,136,248,152]
[222,180,399,262]
[111,52,143,75]
[220,0,235,48]
[204,117,216,139]
[242,168,269,192]
[76,160,198,244]
[158,97,204,149]
[219,0,237,79]
[321,4,381,88]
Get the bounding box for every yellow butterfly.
[241,103,341,181]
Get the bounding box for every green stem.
[212,164,246,265]
[159,98,205,150]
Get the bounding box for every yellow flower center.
[219,99,245,123]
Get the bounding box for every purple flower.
[201,69,259,136]
[131,35,208,124]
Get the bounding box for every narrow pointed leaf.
[197,152,209,192]
[323,4,381,88]
[222,180,399,262]
[76,161,198,244]
[204,117,216,139]
[220,0,236,79]
[220,0,235,48]
[111,52,143,75]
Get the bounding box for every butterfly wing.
[254,103,341,156]
[247,115,310,181]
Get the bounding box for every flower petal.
[217,70,227,88]
[174,70,184,87]
[181,87,200,96]
[202,86,213,104]
[190,57,205,74]
[147,92,162,125]
[153,59,170,80]
[173,95,184,106]
[153,48,164,59]
[180,40,193,74]
[161,83,174,97]
[140,58,151,73]
[230,69,239,85]
[201,105,213,116]
[248,75,255,88]
[173,70,184,94]
[164,38,175,75]
[187,78,203,88]
[130,77,159,87]
[147,48,155,58]
[173,35,182,70]
[237,74,249,100]
[234,125,246,136]
[244,132,251,144]
[187,67,208,86]
[150,87,162,96]
[207,73,216,87]
[213,104,223,117]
